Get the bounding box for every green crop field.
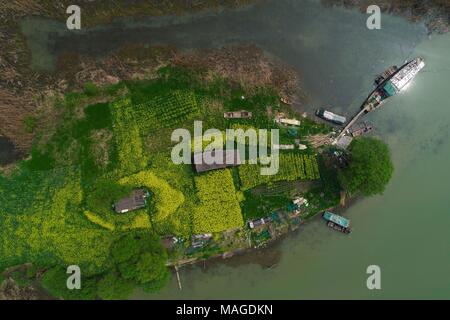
[238,153,321,190]
[193,169,244,233]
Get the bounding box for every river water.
[21,0,450,299]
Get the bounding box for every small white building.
[273,144,295,150]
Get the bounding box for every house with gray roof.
[113,189,150,214]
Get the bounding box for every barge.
[363,57,425,113]
[350,121,373,137]
[335,57,425,142]
[315,108,346,125]
[322,211,351,234]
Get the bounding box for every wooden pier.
[335,105,371,141]
[175,265,182,291]
[335,60,417,142]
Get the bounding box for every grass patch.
[241,189,291,220]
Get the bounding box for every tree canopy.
[97,271,134,300]
[338,137,394,196]
[110,232,169,290]
[40,231,169,300]
[41,266,98,300]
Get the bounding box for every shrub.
[84,82,99,97]
[23,115,37,133]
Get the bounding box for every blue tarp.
[323,211,350,228]
[383,81,397,97]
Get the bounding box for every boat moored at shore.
[335,57,425,142]
[363,57,425,113]
[323,211,352,234]
[315,108,346,125]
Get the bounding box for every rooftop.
[224,110,252,119]
[113,189,149,213]
[193,149,241,173]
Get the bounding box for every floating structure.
[364,58,426,113]
[335,57,425,141]
[374,65,398,85]
[174,265,182,291]
[350,121,374,137]
[315,108,346,125]
[322,211,351,234]
[224,110,252,119]
[113,189,150,214]
[326,221,351,234]
[193,149,241,173]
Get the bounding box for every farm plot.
[192,169,244,233]
[238,153,320,190]
[133,90,200,132]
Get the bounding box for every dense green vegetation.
[109,232,169,293]
[338,137,394,196]
[0,65,333,298]
[0,167,112,273]
[41,232,168,299]
[241,188,292,220]
[238,153,320,190]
